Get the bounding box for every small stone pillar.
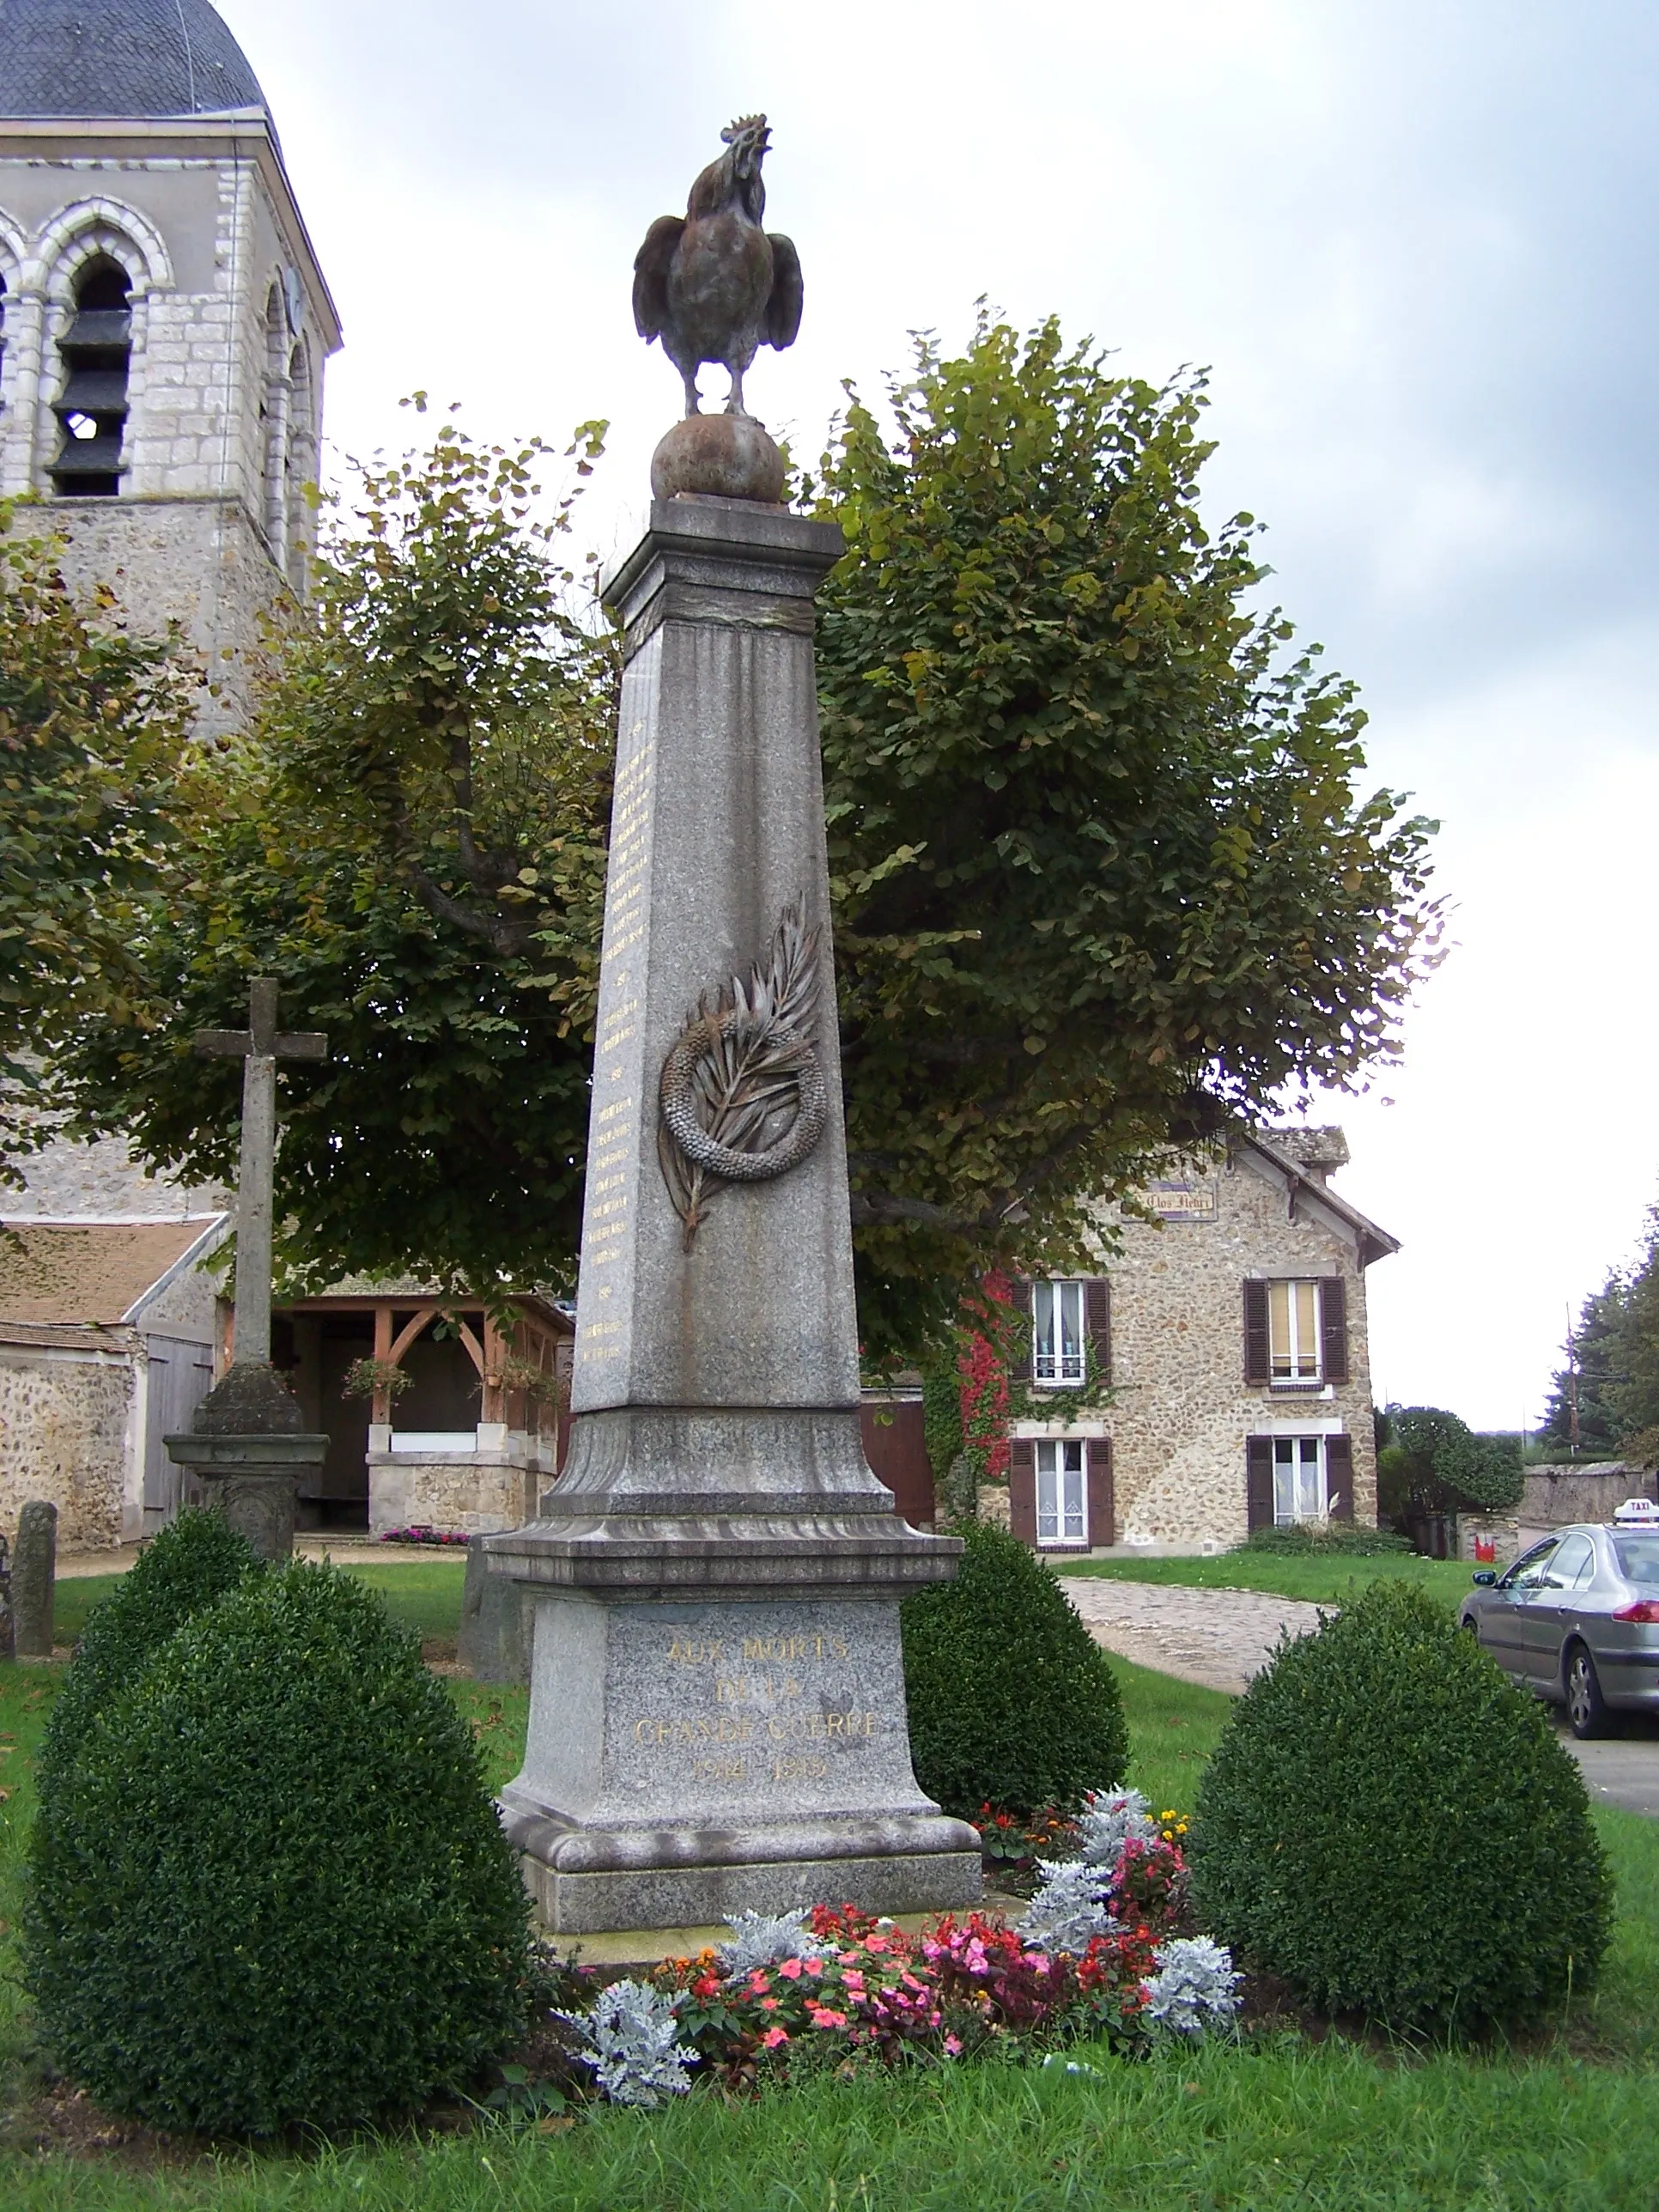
[13,1498,58,1657]
[166,1363,327,1563]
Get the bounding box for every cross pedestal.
[486,499,981,1933]
[165,979,329,1560]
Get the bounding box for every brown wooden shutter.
[1320,1276,1350,1385]
[1008,1436,1037,1543]
[1085,1279,1111,1385]
[1085,1438,1114,1549]
[1325,1433,1354,1522]
[1247,1437,1274,1531]
[1243,1279,1271,1385]
[1009,1277,1035,1382]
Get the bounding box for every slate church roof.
[0,0,267,119]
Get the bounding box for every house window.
[1036,1438,1088,1545]
[1273,1436,1326,1523]
[52,258,131,496]
[1268,1279,1322,1384]
[1034,1280,1086,1384]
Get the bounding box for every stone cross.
[193,979,325,1366]
[13,1498,58,1659]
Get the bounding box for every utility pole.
[1567,1300,1581,1457]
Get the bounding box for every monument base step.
[516,1844,984,1936]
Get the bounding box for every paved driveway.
[1058,1572,1659,1817]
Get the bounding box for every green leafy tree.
[812,318,1439,1351]
[56,324,1439,1348]
[1608,1211,1659,1463]
[53,409,615,1295]
[1376,1405,1523,1522]
[1540,1275,1628,1457]
[0,506,197,1181]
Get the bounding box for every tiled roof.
[0,1218,220,1323]
[0,0,265,120]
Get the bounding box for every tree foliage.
[813,319,1439,1349]
[53,325,1440,1349]
[1376,1405,1523,1522]
[53,409,615,1295]
[1535,1208,1659,1466]
[0,506,197,1179]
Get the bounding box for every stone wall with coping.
[1010,1139,1383,1549]
[0,1342,130,1549]
[368,1453,541,1538]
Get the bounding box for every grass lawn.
[52,1559,470,1653]
[7,1571,1659,2205]
[1059,1549,1479,1610]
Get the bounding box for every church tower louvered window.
[52,259,132,496]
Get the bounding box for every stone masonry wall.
[0,1346,130,1550]
[1013,1142,1382,1549]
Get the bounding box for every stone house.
[0,1133,228,1547]
[1001,1126,1398,1553]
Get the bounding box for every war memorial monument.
[486,118,982,1935]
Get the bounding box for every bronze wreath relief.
[657,902,827,1249]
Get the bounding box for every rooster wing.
[764,233,804,350]
[632,215,685,343]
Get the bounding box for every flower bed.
[543,1791,1240,2109]
[378,1526,471,1548]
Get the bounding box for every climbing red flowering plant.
[957,1269,1018,1481]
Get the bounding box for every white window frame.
[1033,1279,1087,1387]
[1268,1279,1323,1388]
[1273,1435,1327,1525]
[1036,1437,1089,1546]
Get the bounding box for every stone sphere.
[651,414,787,505]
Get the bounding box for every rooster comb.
[721,114,769,144]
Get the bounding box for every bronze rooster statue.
[634,115,803,419]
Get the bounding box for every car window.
[1500,1539,1559,1589]
[1550,1534,1595,1589]
[1614,1534,1659,1584]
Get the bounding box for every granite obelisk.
[485,119,980,1935]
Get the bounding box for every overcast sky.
[221,0,1659,1431]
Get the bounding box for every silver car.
[1459,1523,1659,1737]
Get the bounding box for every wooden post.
[372,1304,392,1427]
[482,1312,504,1426]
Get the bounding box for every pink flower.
[944,2033,963,2056]
[809,2006,849,2029]
[842,1971,866,1994]
[865,1936,891,1954]
[760,1996,780,2011]
[747,1969,770,1994]
[762,2025,789,2049]
[778,1958,805,1981]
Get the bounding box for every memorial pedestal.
[488,498,981,1931]
[167,1361,325,1562]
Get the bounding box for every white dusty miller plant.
[1141,1936,1243,2038]
[559,1979,695,2106]
[1075,1787,1159,1865]
[1018,1858,1119,1956]
[716,1908,826,1977]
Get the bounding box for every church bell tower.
[0,0,341,714]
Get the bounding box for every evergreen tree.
[1540,1276,1628,1457]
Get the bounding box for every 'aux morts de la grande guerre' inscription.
[658,902,827,1249]
[634,1624,886,1786]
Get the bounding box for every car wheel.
[1566,1644,1610,1739]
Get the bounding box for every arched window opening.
[261,283,289,553]
[52,258,131,497]
[283,339,314,591]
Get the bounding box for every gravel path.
[1057,1575,1330,1696]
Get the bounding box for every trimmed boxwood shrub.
[1190,1581,1613,2030]
[39,1507,258,1796]
[902,1520,1127,1820]
[27,1560,529,2134]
